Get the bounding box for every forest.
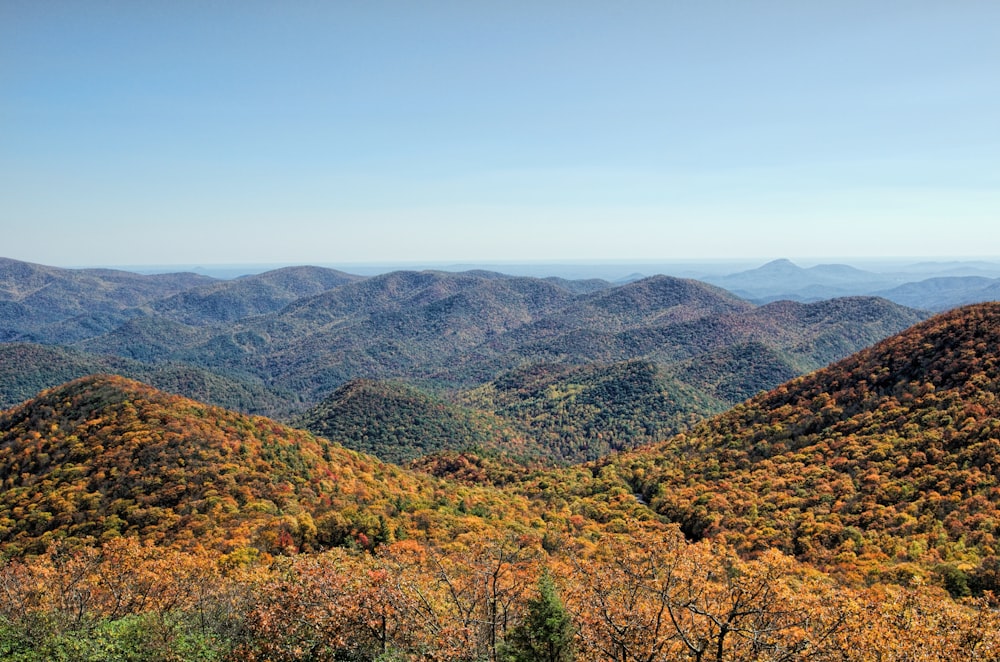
[1,259,999,659]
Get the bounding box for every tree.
[501,569,575,662]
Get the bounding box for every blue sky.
[2,1,998,267]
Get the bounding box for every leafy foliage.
[2,262,927,469]
[3,299,1000,658]
[0,375,538,555]
[464,361,723,463]
[296,379,531,465]
[10,259,1000,660]
[596,302,1000,591]
[0,343,294,416]
[297,362,724,468]
[2,528,998,661]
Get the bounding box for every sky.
[2,1,998,268]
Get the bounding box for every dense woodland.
[2,258,1000,659]
[1,258,925,464]
[607,304,1000,593]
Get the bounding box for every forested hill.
[0,343,295,417]
[294,379,531,465]
[297,361,723,467]
[5,308,1000,658]
[0,257,214,343]
[1,257,928,465]
[5,304,989,573]
[197,273,921,409]
[0,375,541,556]
[591,302,1000,593]
[147,265,363,325]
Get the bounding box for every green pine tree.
[501,569,575,662]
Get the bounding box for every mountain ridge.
[588,301,1000,589]
[0,259,930,465]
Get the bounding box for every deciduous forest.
[1,259,999,659]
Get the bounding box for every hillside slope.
[874,276,1000,311]
[149,265,363,325]
[0,257,214,343]
[295,379,531,464]
[0,261,929,466]
[0,375,534,555]
[594,302,1000,591]
[461,360,724,463]
[0,343,292,416]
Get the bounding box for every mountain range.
[3,302,999,579]
[2,260,1000,659]
[0,257,930,463]
[703,257,1000,308]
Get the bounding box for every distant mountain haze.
[703,257,1000,308]
[0,256,933,466]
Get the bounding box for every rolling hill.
[443,294,926,405]
[577,302,1000,592]
[295,379,530,465]
[0,375,541,556]
[702,258,901,302]
[460,360,723,463]
[0,259,930,465]
[4,306,1000,659]
[297,361,725,467]
[148,265,363,325]
[0,342,294,416]
[0,257,214,343]
[874,276,1000,311]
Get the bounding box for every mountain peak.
[758,258,800,271]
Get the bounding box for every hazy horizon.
[25,254,998,282]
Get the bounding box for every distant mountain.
[595,302,1000,591]
[193,272,578,399]
[703,258,901,302]
[289,290,922,468]
[448,275,755,374]
[252,273,903,408]
[75,316,213,363]
[703,258,1000,309]
[0,259,930,459]
[892,260,1000,279]
[541,276,613,294]
[874,276,1000,311]
[148,265,363,325]
[453,294,926,400]
[0,257,214,343]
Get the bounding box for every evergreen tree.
[501,569,575,662]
